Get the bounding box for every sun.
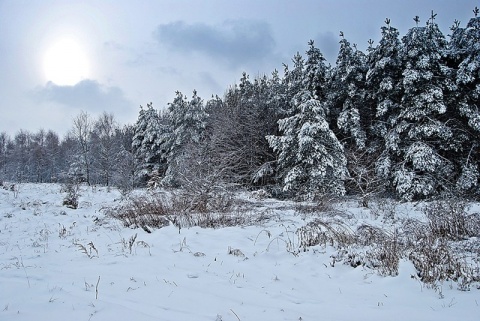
[43,38,90,86]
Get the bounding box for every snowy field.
[1,184,479,321]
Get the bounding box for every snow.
[1,184,479,320]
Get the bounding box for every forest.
[1,10,479,202]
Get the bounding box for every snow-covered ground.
[0,184,479,321]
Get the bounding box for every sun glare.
[43,38,90,86]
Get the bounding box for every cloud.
[154,20,276,67]
[314,31,340,64]
[32,80,134,114]
[197,72,223,95]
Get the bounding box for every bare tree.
[91,112,118,187]
[0,132,10,182]
[71,111,93,185]
[30,129,47,182]
[44,130,61,182]
[345,146,386,207]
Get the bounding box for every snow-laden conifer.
[162,90,207,187]
[132,103,170,186]
[327,33,369,149]
[267,91,347,200]
[385,13,459,199]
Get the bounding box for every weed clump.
[296,197,480,288]
[106,190,250,231]
[62,183,80,209]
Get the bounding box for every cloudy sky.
[0,0,477,136]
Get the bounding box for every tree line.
[1,10,479,201]
[0,112,135,190]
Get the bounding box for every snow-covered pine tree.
[365,19,404,196]
[267,45,346,200]
[267,90,347,200]
[282,53,305,118]
[303,40,329,101]
[386,13,461,200]
[453,10,480,193]
[327,33,370,149]
[367,19,403,146]
[266,69,288,119]
[132,103,170,187]
[162,90,207,187]
[113,124,136,192]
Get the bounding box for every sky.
[0,0,477,137]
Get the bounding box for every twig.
[95,276,100,299]
[19,256,30,288]
[230,309,241,321]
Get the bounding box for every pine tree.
[385,13,461,199]
[162,90,207,187]
[267,90,347,200]
[132,103,170,186]
[327,33,369,149]
[365,19,404,196]
[268,45,346,200]
[367,19,403,145]
[453,11,480,193]
[303,40,329,100]
[114,124,136,192]
[282,53,305,117]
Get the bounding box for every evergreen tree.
[268,45,346,199]
[454,11,480,192]
[303,40,329,100]
[162,90,207,187]
[367,19,403,145]
[267,90,347,200]
[327,33,370,149]
[282,53,305,117]
[114,124,136,192]
[385,13,462,199]
[132,103,170,186]
[365,19,404,196]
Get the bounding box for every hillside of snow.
[1,183,479,321]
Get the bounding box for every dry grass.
[106,190,259,231]
[105,194,171,232]
[296,218,355,250]
[296,198,480,287]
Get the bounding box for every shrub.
[62,183,80,209]
[422,198,480,240]
[106,193,171,232]
[107,190,249,231]
[408,237,476,288]
[296,197,480,286]
[296,218,355,250]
